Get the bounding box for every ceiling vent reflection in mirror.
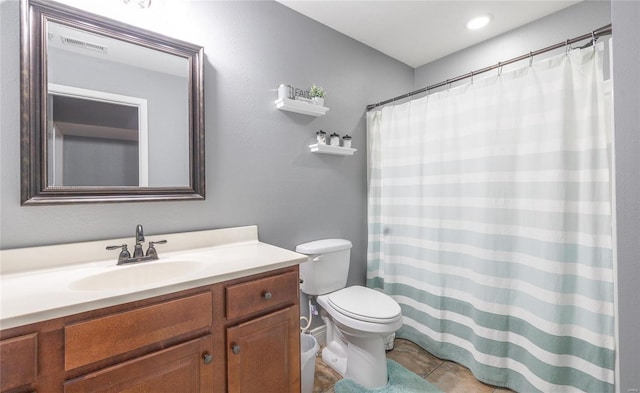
[60,35,108,53]
[123,0,152,9]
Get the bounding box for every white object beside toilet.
[296,239,402,389]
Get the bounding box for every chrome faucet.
[106,224,167,265]
[133,224,145,258]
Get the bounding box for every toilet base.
[321,341,347,377]
[321,314,390,388]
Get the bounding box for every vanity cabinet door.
[0,333,38,392]
[226,306,300,393]
[64,335,214,393]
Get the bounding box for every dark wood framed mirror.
[20,0,205,205]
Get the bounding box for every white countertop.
[0,226,307,330]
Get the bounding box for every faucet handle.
[145,240,167,258]
[106,244,131,264]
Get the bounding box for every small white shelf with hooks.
[309,143,357,156]
[275,98,329,117]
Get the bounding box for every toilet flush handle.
[311,255,323,262]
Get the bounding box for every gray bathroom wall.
[0,0,414,289]
[611,1,640,391]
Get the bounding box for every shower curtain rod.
[366,24,612,111]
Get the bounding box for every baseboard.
[310,325,326,347]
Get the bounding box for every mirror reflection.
[21,0,205,204]
[46,21,190,188]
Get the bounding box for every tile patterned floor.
[313,339,515,393]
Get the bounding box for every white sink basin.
[69,260,206,291]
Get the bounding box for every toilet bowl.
[295,239,403,389]
[317,286,402,388]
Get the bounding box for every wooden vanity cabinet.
[224,270,300,393]
[0,265,300,393]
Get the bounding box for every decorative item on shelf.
[295,96,313,104]
[274,83,329,117]
[310,130,356,155]
[293,86,311,101]
[330,132,340,146]
[310,84,325,106]
[278,84,293,100]
[316,130,327,145]
[342,135,352,148]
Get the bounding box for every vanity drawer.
[0,333,37,391]
[64,291,212,371]
[225,270,298,320]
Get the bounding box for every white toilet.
[296,239,402,388]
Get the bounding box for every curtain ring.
[446,79,451,91]
[592,31,597,51]
[497,61,502,76]
[470,70,474,84]
[565,39,570,54]
[529,51,533,67]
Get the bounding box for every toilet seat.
[316,285,403,388]
[326,286,401,324]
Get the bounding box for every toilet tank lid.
[295,239,352,254]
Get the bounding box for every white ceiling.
[276,1,581,68]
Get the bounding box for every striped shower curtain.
[367,43,614,393]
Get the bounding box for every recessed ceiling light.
[466,15,492,30]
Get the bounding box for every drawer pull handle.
[263,291,273,300]
[232,344,241,354]
[203,353,213,365]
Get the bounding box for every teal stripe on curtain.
[369,226,613,267]
[366,43,614,393]
[391,286,615,367]
[370,240,614,301]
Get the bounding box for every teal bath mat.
[334,359,444,393]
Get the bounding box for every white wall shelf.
[275,98,329,117]
[309,143,357,156]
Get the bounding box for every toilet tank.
[296,239,352,295]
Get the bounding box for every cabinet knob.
[263,291,272,300]
[231,344,241,354]
[202,353,213,365]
